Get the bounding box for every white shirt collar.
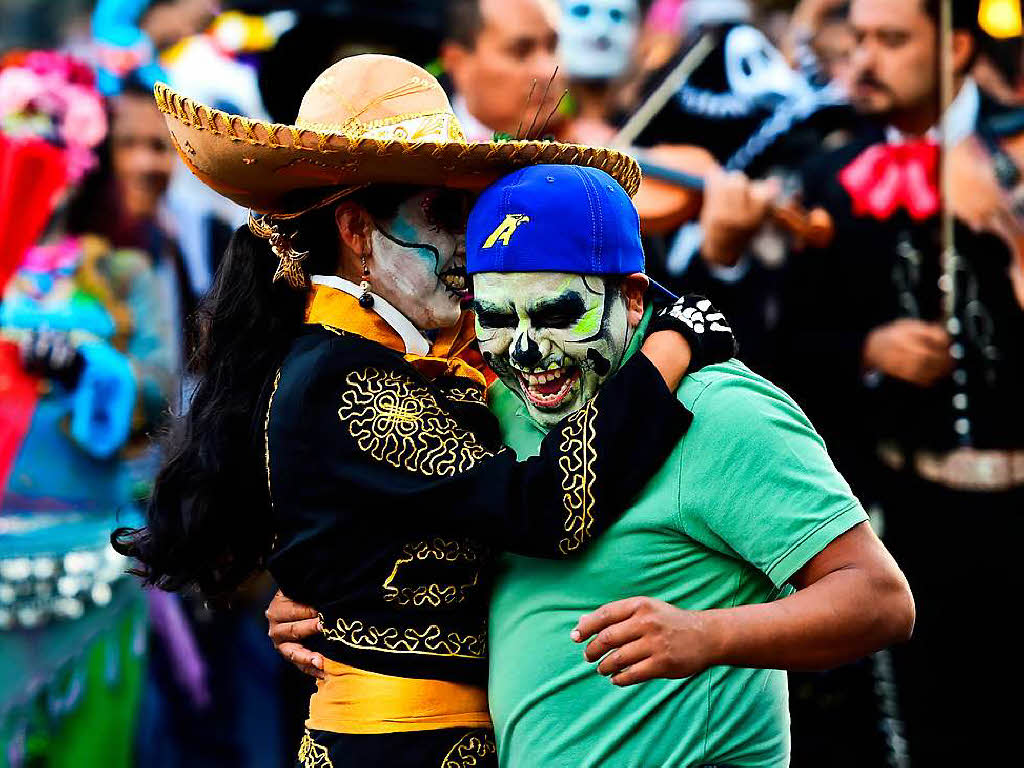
[452,95,496,142]
[309,275,431,356]
[885,77,980,145]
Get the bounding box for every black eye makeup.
[472,301,518,329]
[527,293,586,330]
[421,189,472,234]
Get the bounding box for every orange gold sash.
[306,658,491,734]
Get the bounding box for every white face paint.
[473,271,634,427]
[724,25,808,101]
[369,188,469,331]
[559,0,639,80]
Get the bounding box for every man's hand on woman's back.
[266,590,325,679]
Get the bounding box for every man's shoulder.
[679,359,799,414]
[675,359,821,456]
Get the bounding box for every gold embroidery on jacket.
[441,729,497,767]
[557,395,599,554]
[338,368,502,476]
[321,616,487,659]
[382,538,484,607]
[444,386,486,406]
[298,729,333,768]
[265,369,282,505]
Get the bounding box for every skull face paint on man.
[368,188,470,331]
[473,271,636,427]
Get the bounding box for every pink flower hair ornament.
[0,51,107,184]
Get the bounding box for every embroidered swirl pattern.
[442,730,497,767]
[298,730,333,768]
[338,368,501,476]
[382,538,484,608]
[322,617,487,659]
[556,396,599,554]
[443,385,487,406]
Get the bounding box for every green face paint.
[472,271,633,428]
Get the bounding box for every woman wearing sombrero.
[113,55,729,765]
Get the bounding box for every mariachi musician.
[762,1,1024,764]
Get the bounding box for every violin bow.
[613,32,716,147]
[939,0,958,322]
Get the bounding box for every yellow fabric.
[306,658,492,734]
[304,283,488,388]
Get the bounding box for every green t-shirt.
[487,326,867,767]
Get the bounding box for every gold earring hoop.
[248,211,310,290]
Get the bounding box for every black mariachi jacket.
[777,91,1024,493]
[265,324,691,685]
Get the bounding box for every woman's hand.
[266,590,325,680]
[571,596,724,686]
[642,295,737,390]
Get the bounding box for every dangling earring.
[358,252,374,308]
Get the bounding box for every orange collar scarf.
[304,282,494,389]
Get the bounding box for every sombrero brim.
[154,83,642,217]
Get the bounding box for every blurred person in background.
[0,51,175,767]
[91,0,220,95]
[66,74,290,768]
[556,0,644,145]
[619,0,855,380]
[441,0,570,140]
[698,1,1024,762]
[68,78,194,370]
[783,0,856,90]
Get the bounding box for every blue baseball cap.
[466,165,676,300]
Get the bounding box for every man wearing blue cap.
[268,164,915,766]
[467,164,914,767]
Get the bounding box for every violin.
[947,115,1024,309]
[631,143,835,247]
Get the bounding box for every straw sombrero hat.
[155,54,641,219]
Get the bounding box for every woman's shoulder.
[274,327,410,410]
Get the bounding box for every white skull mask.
[724,25,808,102]
[472,271,634,428]
[559,0,639,81]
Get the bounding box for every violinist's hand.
[266,590,325,679]
[863,319,954,388]
[700,170,781,268]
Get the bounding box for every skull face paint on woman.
[472,271,636,427]
[368,188,471,331]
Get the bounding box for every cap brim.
[645,278,678,303]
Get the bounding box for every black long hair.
[112,185,416,597]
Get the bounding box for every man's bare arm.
[571,522,914,686]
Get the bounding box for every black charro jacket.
[265,320,691,685]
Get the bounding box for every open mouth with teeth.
[439,262,469,299]
[516,366,582,409]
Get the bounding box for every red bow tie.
[839,139,940,221]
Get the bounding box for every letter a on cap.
[482,214,531,248]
